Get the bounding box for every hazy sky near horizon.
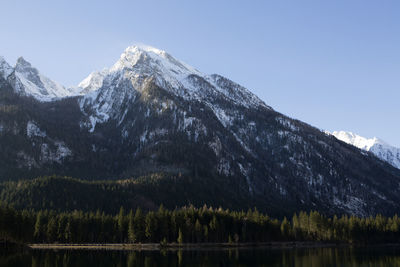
[1,0,399,146]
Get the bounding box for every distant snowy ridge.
[0,56,74,101]
[330,131,400,169]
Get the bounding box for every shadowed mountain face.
[0,46,400,217]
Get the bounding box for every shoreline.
[27,242,400,251]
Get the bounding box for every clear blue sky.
[1,0,399,146]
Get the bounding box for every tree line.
[0,175,256,216]
[1,203,400,245]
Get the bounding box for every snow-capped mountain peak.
[77,44,269,132]
[110,45,203,88]
[112,45,200,74]
[15,57,32,71]
[331,131,400,169]
[77,45,202,96]
[0,56,13,80]
[78,44,268,105]
[3,44,268,112]
[8,57,72,101]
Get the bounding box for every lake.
[1,246,400,266]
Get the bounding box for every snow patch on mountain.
[78,73,139,132]
[333,196,366,217]
[40,142,72,163]
[27,121,46,138]
[208,137,222,157]
[217,158,233,176]
[238,162,253,194]
[16,151,38,169]
[331,131,400,169]
[208,74,268,109]
[77,69,109,94]
[210,106,233,128]
[276,116,299,131]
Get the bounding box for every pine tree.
[280,217,290,240]
[228,234,233,244]
[64,219,72,243]
[145,212,157,242]
[203,225,209,242]
[292,213,301,239]
[177,228,183,244]
[117,206,125,242]
[128,210,135,243]
[134,208,144,242]
[194,219,202,242]
[34,211,44,242]
[46,216,57,242]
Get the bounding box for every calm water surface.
[1,247,400,267]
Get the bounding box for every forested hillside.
[0,175,259,215]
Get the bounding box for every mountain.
[331,131,400,169]
[0,45,400,217]
[2,56,73,101]
[77,45,268,133]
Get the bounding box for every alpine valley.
[1,45,400,217]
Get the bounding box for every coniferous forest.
[1,202,400,246]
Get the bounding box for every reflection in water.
[1,247,400,267]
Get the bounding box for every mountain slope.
[0,46,400,217]
[331,131,400,169]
